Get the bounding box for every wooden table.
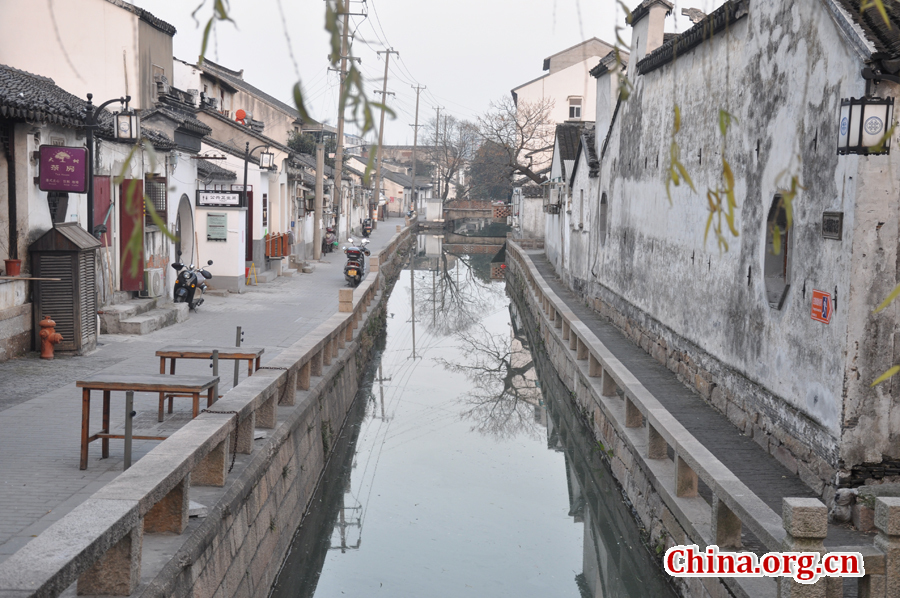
[155,346,265,421]
[76,374,218,470]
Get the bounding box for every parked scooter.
[361,218,373,238]
[322,227,337,254]
[342,237,371,287]
[171,260,213,310]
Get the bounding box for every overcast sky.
[131,0,723,145]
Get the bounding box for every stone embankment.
[0,224,414,598]
[506,241,900,598]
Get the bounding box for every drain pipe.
[5,120,17,260]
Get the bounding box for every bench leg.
[248,359,253,378]
[102,390,110,459]
[192,393,200,419]
[168,359,176,413]
[159,356,165,374]
[158,393,165,422]
[255,356,261,372]
[207,387,215,408]
[81,389,90,470]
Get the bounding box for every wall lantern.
[114,109,140,141]
[258,151,275,169]
[837,96,894,155]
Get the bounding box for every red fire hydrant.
[39,316,63,360]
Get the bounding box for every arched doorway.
[175,194,195,265]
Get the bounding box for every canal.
[270,243,677,598]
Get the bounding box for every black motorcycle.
[361,218,373,238]
[342,238,370,287]
[172,260,213,310]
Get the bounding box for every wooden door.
[119,179,144,291]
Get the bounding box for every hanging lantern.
[114,110,140,141]
[259,151,275,169]
[837,96,894,155]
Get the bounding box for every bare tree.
[435,321,543,440]
[425,115,478,201]
[476,96,555,185]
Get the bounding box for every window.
[599,193,608,244]
[144,175,167,225]
[569,97,582,120]
[764,194,791,309]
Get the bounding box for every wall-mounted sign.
[39,145,87,193]
[811,289,832,324]
[822,212,843,240]
[197,190,241,207]
[206,212,227,241]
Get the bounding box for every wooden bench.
[155,346,265,421]
[76,374,218,470]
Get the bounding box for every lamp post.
[84,93,134,236]
[242,142,275,261]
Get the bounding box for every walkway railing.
[506,241,899,598]
[0,222,414,597]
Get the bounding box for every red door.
[93,176,113,247]
[119,179,144,291]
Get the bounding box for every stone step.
[116,304,189,335]
[99,298,160,333]
[255,269,277,284]
[281,268,298,278]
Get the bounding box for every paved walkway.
[526,251,869,549]
[0,222,404,563]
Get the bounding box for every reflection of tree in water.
[435,308,544,439]
[414,251,506,338]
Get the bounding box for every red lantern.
[235,108,247,122]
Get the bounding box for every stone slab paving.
[0,222,403,563]
[527,251,870,549]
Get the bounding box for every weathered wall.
[545,0,900,491]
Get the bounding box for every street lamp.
[84,93,134,236]
[241,142,275,260]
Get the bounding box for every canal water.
[270,246,677,598]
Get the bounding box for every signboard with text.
[811,289,832,324]
[206,213,227,241]
[39,145,87,193]
[197,190,241,207]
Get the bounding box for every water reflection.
[269,244,675,598]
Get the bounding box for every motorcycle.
[342,237,371,287]
[361,218,373,238]
[171,260,213,310]
[322,227,337,254]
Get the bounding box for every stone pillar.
[648,423,667,459]
[712,494,742,549]
[258,394,277,428]
[298,361,311,391]
[562,320,571,341]
[339,288,353,313]
[569,332,578,351]
[311,349,323,377]
[589,353,602,377]
[234,413,255,454]
[576,338,588,360]
[192,436,229,487]
[337,327,346,350]
[144,476,189,534]
[874,497,900,598]
[778,497,828,598]
[601,369,617,397]
[323,338,333,367]
[345,322,354,341]
[625,397,642,428]
[283,369,297,406]
[77,524,143,595]
[370,256,380,271]
[554,310,562,328]
[676,455,698,498]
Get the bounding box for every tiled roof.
[0,63,175,149]
[636,0,749,75]
[143,102,212,137]
[556,122,585,164]
[519,184,544,198]
[197,159,236,181]
[628,0,674,26]
[590,51,628,78]
[104,0,176,35]
[570,124,599,182]
[835,0,900,59]
[195,59,304,123]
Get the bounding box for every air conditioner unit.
[142,268,165,298]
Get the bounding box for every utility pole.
[314,142,324,260]
[373,49,398,222]
[333,0,351,241]
[410,262,417,359]
[408,85,425,215]
[433,105,441,199]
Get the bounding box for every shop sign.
[39,145,87,193]
[206,212,227,241]
[197,190,241,207]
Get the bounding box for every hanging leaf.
[874,282,900,313]
[872,365,900,386]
